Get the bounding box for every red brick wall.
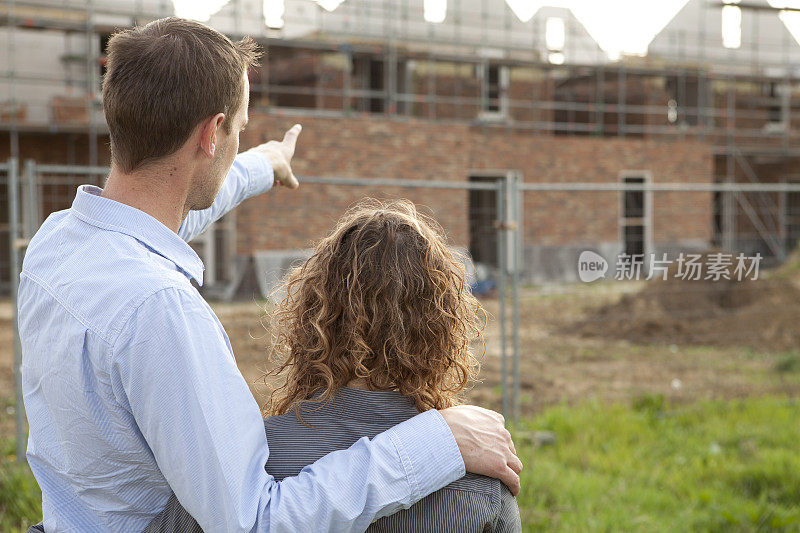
[0,116,713,260]
[237,113,714,256]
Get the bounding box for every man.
[19,17,521,532]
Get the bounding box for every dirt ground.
[210,277,800,416]
[573,253,800,352]
[2,275,800,429]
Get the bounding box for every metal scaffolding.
[2,1,800,280]
[1,1,800,140]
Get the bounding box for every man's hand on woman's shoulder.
[440,405,523,496]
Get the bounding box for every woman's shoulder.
[445,472,505,498]
[370,474,520,532]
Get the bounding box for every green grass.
[774,351,800,374]
[515,395,800,532]
[0,438,41,533]
[3,396,800,531]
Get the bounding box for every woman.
[148,199,521,532]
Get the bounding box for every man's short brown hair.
[102,17,260,172]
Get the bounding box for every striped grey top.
[146,387,521,532]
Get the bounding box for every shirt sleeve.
[178,151,275,243]
[111,287,465,533]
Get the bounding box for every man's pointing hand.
[247,123,302,189]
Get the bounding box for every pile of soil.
[573,253,800,351]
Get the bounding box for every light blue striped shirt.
[19,151,465,533]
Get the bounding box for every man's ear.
[199,113,226,158]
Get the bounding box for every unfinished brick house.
[1,0,799,294]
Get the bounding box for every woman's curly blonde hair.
[263,198,486,417]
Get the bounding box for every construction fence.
[5,158,800,462]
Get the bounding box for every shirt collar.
[70,185,205,285]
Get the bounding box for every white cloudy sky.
[172,0,800,58]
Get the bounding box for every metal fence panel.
[12,161,800,437]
